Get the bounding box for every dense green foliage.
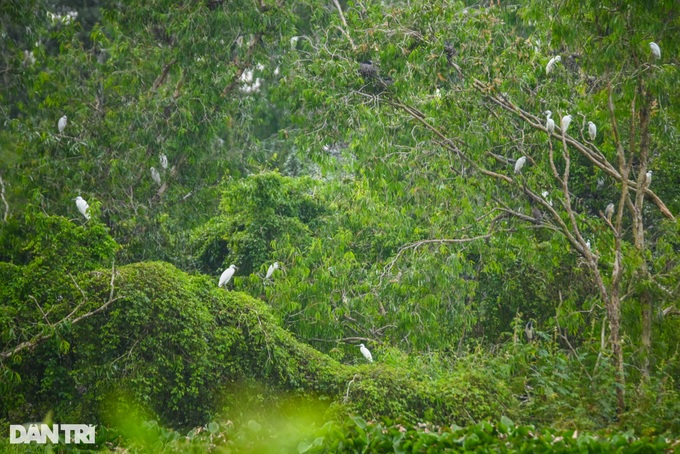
[1,0,680,450]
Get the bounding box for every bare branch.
[152,59,177,92]
[332,0,356,50]
[0,174,8,222]
[1,263,118,360]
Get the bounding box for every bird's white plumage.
[605,203,614,221]
[514,156,527,174]
[151,167,161,185]
[359,343,373,363]
[58,115,67,134]
[75,196,90,220]
[219,265,237,287]
[546,55,561,74]
[525,321,533,342]
[588,121,597,141]
[541,190,553,207]
[561,115,572,134]
[266,262,279,279]
[649,42,661,59]
[545,111,555,134]
[159,153,168,170]
[645,171,652,186]
[586,239,591,250]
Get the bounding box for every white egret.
[649,42,661,59]
[266,262,279,279]
[75,196,90,220]
[514,156,527,174]
[150,167,161,185]
[597,177,605,190]
[159,153,168,170]
[645,171,652,186]
[541,190,553,207]
[588,121,597,141]
[545,111,555,134]
[586,239,591,250]
[525,321,533,342]
[58,115,67,134]
[219,265,237,288]
[605,203,614,221]
[561,114,572,134]
[359,343,373,363]
[545,55,561,74]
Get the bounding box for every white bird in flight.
[645,171,652,186]
[546,55,561,74]
[588,121,597,141]
[359,343,373,363]
[561,115,572,134]
[150,167,162,185]
[514,156,527,174]
[159,153,168,170]
[75,196,90,220]
[58,115,67,134]
[545,111,555,134]
[605,203,614,221]
[266,262,279,279]
[219,265,237,288]
[649,42,661,59]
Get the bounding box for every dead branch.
[332,0,357,51]
[0,174,8,222]
[152,59,177,91]
[0,262,118,360]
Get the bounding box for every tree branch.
[152,59,177,91]
[0,174,8,222]
[1,263,118,360]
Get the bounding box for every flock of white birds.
[513,41,660,251]
[63,41,662,365]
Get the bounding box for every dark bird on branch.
[359,60,379,79]
[444,41,457,65]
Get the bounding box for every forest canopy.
[1,0,679,451]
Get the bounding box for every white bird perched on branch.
[75,196,90,220]
[159,153,168,170]
[586,239,591,250]
[266,262,279,279]
[588,121,597,141]
[645,171,652,186]
[541,190,553,207]
[514,156,527,174]
[649,42,661,59]
[58,115,67,134]
[545,55,561,74]
[545,111,555,134]
[359,343,373,363]
[150,167,161,185]
[219,265,237,288]
[561,115,572,134]
[605,203,614,221]
[525,321,533,342]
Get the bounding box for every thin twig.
[0,175,8,221]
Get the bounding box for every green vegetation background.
[1,0,679,451]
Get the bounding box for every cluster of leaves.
[303,416,674,454]
[0,218,517,431]
[8,415,671,453]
